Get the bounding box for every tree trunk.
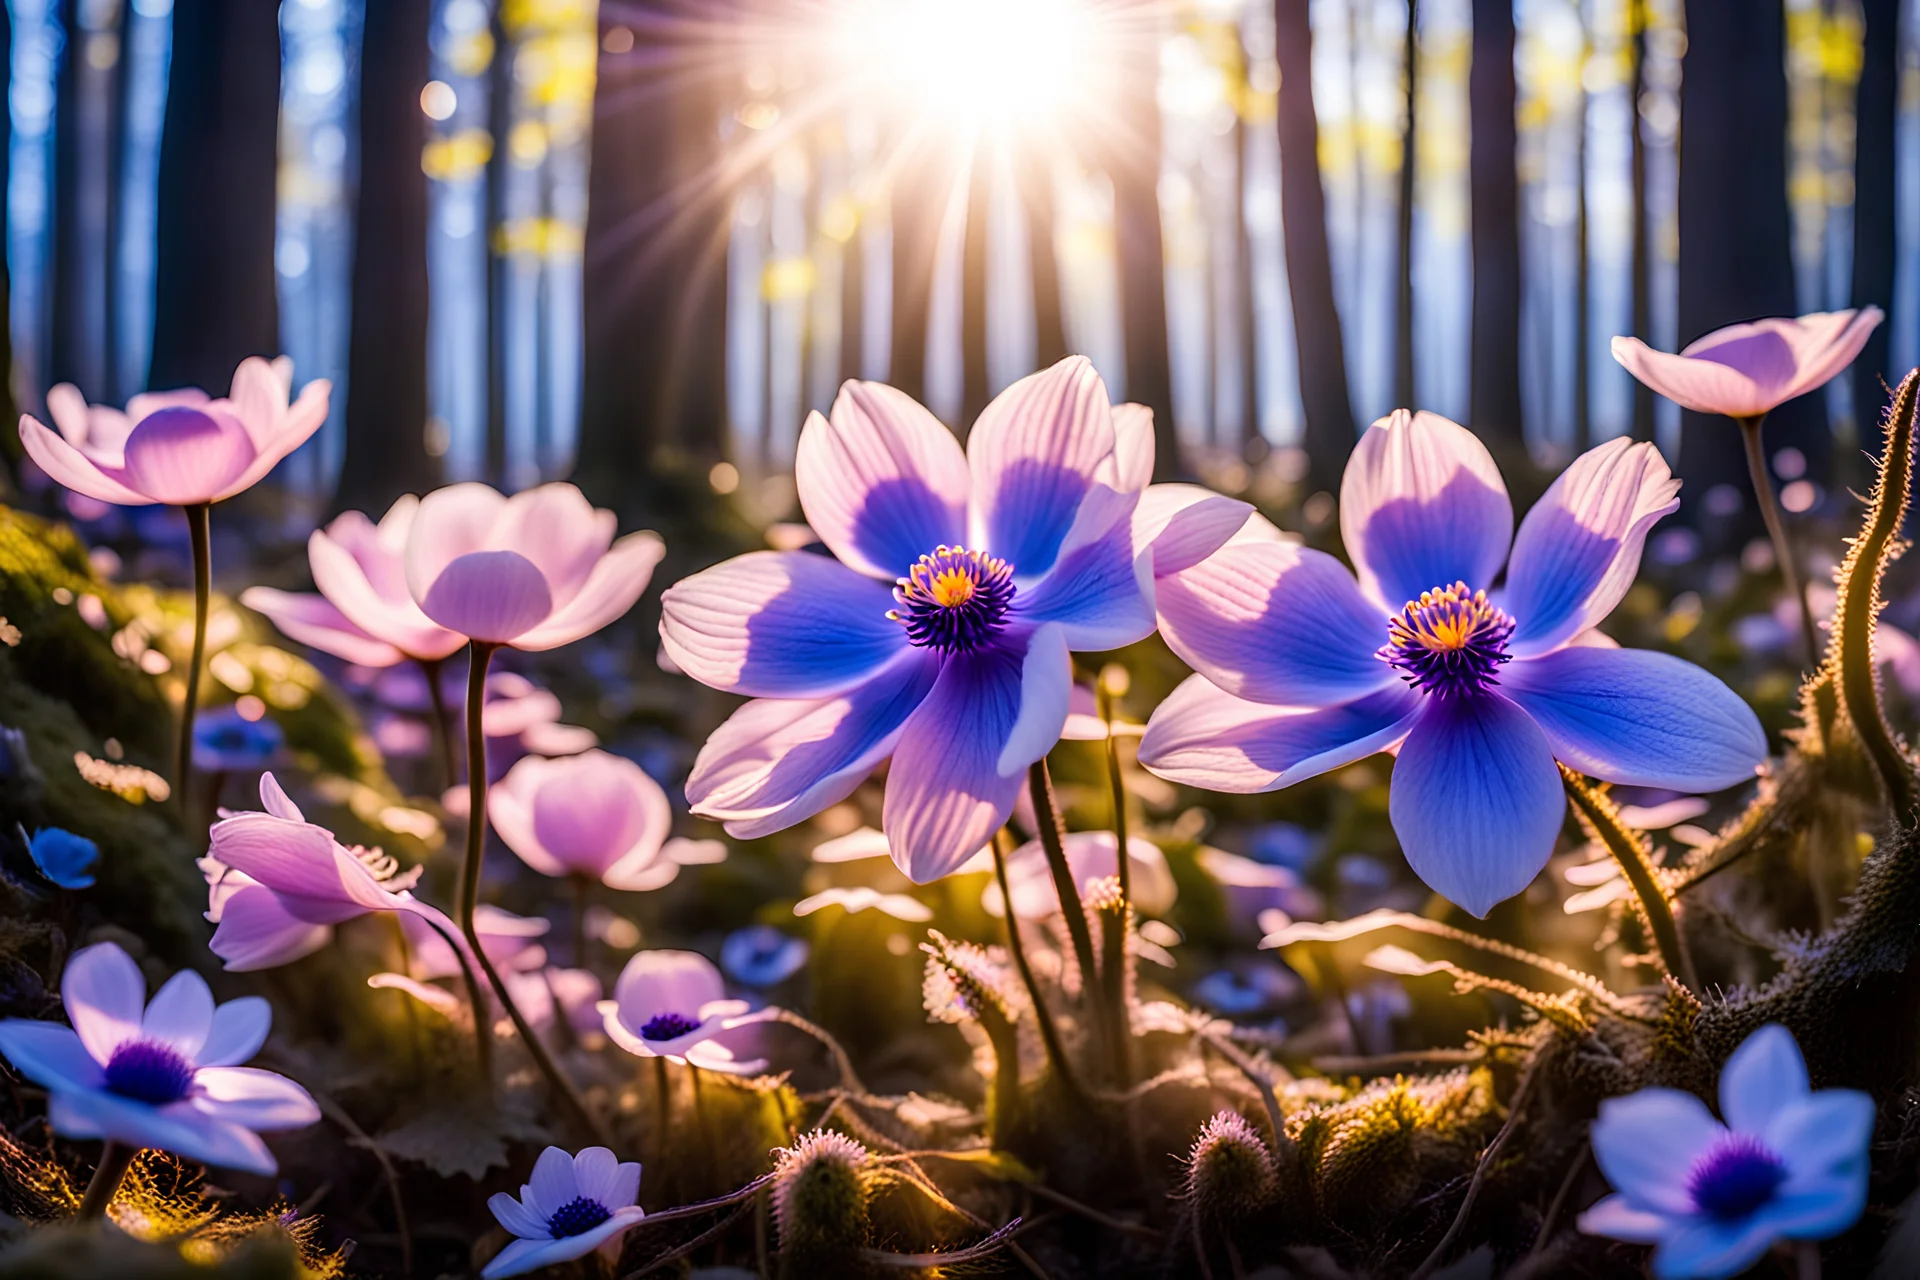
[51,0,122,401]
[1018,144,1068,370]
[1469,0,1522,453]
[1112,32,1179,480]
[148,0,280,394]
[1274,0,1356,495]
[335,0,436,514]
[1629,3,1653,443]
[1850,0,1899,450]
[889,137,948,407]
[1394,0,1417,411]
[0,5,15,488]
[961,156,992,425]
[1676,0,1811,525]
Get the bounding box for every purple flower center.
[639,1011,703,1041]
[103,1039,197,1105]
[546,1195,612,1238]
[1687,1134,1788,1221]
[1378,582,1515,698]
[889,546,1016,653]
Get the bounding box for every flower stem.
[571,874,591,968]
[1097,676,1133,1086]
[992,827,1084,1104]
[175,501,211,809]
[418,655,457,796]
[1561,766,1698,992]
[77,1140,135,1220]
[459,641,612,1147]
[415,908,493,1089]
[653,1054,671,1151]
[1737,414,1819,667]
[1028,758,1109,1069]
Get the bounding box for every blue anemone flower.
[28,828,98,889]
[192,706,285,773]
[1140,411,1767,917]
[661,357,1183,882]
[720,925,810,987]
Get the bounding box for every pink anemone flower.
[1611,308,1882,421]
[598,950,764,1074]
[19,356,330,507]
[489,750,677,889]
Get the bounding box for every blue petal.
[967,358,1117,580]
[660,550,910,698]
[1501,647,1767,792]
[1718,1024,1810,1135]
[1388,693,1565,917]
[1652,1216,1784,1280]
[1139,676,1418,792]
[1014,489,1155,651]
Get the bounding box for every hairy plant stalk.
[1097,678,1134,1086]
[991,828,1083,1103]
[460,641,611,1146]
[1028,758,1110,1072]
[1561,767,1698,992]
[76,1140,135,1220]
[1736,414,1819,666]
[1824,368,1919,819]
[418,655,457,794]
[175,501,212,806]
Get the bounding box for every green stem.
[1028,758,1108,1067]
[460,641,612,1147]
[1562,767,1698,992]
[653,1054,672,1152]
[992,828,1084,1103]
[77,1140,135,1220]
[416,908,492,1089]
[175,502,211,809]
[1097,679,1133,1085]
[419,655,458,796]
[1736,415,1819,668]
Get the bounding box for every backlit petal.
[140,971,215,1060]
[1718,1024,1811,1135]
[967,356,1117,579]
[797,384,969,580]
[18,415,152,505]
[1139,677,1418,792]
[121,407,257,505]
[191,1066,321,1130]
[405,482,510,603]
[199,997,272,1067]
[419,550,555,643]
[1591,1087,1724,1215]
[510,531,666,651]
[240,587,405,667]
[63,941,147,1063]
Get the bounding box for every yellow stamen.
[929,569,976,608]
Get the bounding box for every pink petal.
[612,950,726,1037]
[120,407,258,504]
[191,1065,320,1130]
[967,356,1118,579]
[310,523,463,659]
[796,384,970,581]
[226,356,292,451]
[1133,483,1260,576]
[1107,402,1156,492]
[216,376,332,499]
[420,550,555,643]
[485,484,617,612]
[1773,307,1883,403]
[1611,335,1769,417]
[510,531,665,651]
[209,886,334,972]
[405,482,511,604]
[18,415,154,505]
[240,586,406,667]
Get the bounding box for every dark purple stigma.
[639,1011,703,1041]
[103,1039,197,1105]
[890,546,1016,653]
[546,1195,612,1238]
[1378,581,1515,698]
[1687,1134,1789,1221]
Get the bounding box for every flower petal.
[121,407,258,505]
[1504,437,1681,655]
[420,550,554,643]
[208,886,335,971]
[688,652,940,838]
[489,1191,549,1240]
[1764,1089,1876,1181]
[1612,334,1771,418]
[1576,1193,1673,1244]
[1501,647,1767,792]
[405,482,509,603]
[199,997,272,1067]
[967,356,1117,579]
[18,415,153,504]
[141,970,215,1060]
[1716,1024,1811,1135]
[1133,483,1261,577]
[1014,494,1156,651]
[571,1147,622,1208]
[658,551,908,697]
[1591,1087,1725,1215]
[0,1022,105,1091]
[309,523,464,659]
[1387,693,1565,917]
[528,1143,581,1216]
[529,752,671,880]
[884,635,1060,883]
[240,587,404,667]
[1156,540,1393,707]
[1108,402,1155,492]
[1759,1171,1870,1241]
[49,1090,277,1174]
[796,384,969,580]
[483,484,617,612]
[1651,1215,1783,1280]
[1340,409,1513,610]
[192,1066,321,1129]
[209,813,355,903]
[1770,307,1883,403]
[510,531,666,651]
[1139,677,1419,792]
[63,942,147,1063]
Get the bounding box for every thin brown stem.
[1097,678,1134,1085]
[460,641,611,1147]
[1737,414,1819,667]
[175,502,211,809]
[418,656,458,795]
[415,908,492,1090]
[1027,759,1109,1068]
[77,1140,135,1220]
[1562,767,1698,992]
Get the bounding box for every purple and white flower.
[598,949,763,1073]
[488,750,677,890]
[0,941,318,1175]
[660,358,1168,883]
[1140,412,1767,916]
[1580,1024,1873,1278]
[484,1145,645,1279]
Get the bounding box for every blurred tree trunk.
[1574,52,1590,454]
[576,4,731,520]
[839,198,865,387]
[889,138,947,407]
[1628,0,1653,442]
[484,3,512,485]
[335,0,436,514]
[1677,0,1814,525]
[1018,145,1068,370]
[148,0,280,394]
[0,6,16,488]
[1394,0,1417,410]
[1235,117,1260,448]
[961,156,992,425]
[52,0,122,401]
[1274,0,1355,496]
[1851,0,1899,450]
[1469,0,1522,453]
[1112,33,1179,480]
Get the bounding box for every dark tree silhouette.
[0,5,15,487]
[576,3,731,518]
[51,0,122,401]
[889,136,950,408]
[1112,32,1178,480]
[1394,0,1417,410]
[1018,143,1069,370]
[1628,0,1653,442]
[335,0,437,513]
[1274,0,1355,495]
[1676,0,1816,522]
[1469,0,1521,452]
[148,0,279,394]
[961,156,993,425]
[1851,0,1899,450]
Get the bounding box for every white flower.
[792,886,933,922]
[597,950,764,1074]
[484,1145,645,1278]
[1579,1023,1874,1278]
[0,941,318,1175]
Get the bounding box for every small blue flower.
[1190,965,1294,1017]
[28,828,98,890]
[192,706,284,772]
[721,926,811,987]
[0,723,29,781]
[1579,1024,1873,1278]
